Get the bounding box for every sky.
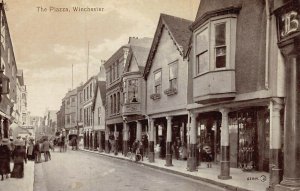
[4,0,199,116]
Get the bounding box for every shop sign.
[280,11,299,38]
[275,3,300,42]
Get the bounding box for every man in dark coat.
[11,140,27,178]
[34,140,41,163]
[0,138,11,180]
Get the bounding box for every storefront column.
[114,124,118,155]
[105,128,109,153]
[148,118,155,163]
[187,112,197,171]
[3,118,8,138]
[99,131,103,152]
[89,131,93,150]
[275,47,300,191]
[269,99,283,191]
[136,121,142,141]
[218,108,232,180]
[165,116,173,167]
[123,122,129,156]
[274,4,300,190]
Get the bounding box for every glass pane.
[154,71,161,86]
[169,62,177,80]
[216,47,226,68]
[197,51,209,74]
[170,79,177,89]
[215,23,226,46]
[196,28,209,54]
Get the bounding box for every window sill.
[193,68,235,79]
[150,93,161,100]
[164,88,177,96]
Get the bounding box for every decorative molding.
[150,93,161,100]
[164,88,177,96]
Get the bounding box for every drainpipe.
[265,0,270,90]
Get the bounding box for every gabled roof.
[195,0,241,21]
[143,13,192,79]
[92,81,106,111]
[124,42,152,73]
[191,0,242,31]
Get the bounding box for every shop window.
[154,70,162,94]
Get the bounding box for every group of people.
[0,137,28,181]
[0,136,54,181]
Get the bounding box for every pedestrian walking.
[27,139,34,161]
[11,139,27,178]
[0,138,11,181]
[34,140,41,163]
[42,138,52,161]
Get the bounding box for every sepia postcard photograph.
[0,0,299,191]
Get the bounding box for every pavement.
[81,148,270,191]
[33,150,225,191]
[0,160,35,191]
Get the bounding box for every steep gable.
[144,13,192,79]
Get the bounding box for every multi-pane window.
[90,83,92,98]
[196,28,209,75]
[117,92,120,113]
[98,107,101,125]
[154,70,162,94]
[128,79,138,102]
[87,86,89,99]
[79,108,82,122]
[215,23,226,68]
[110,95,113,114]
[169,61,178,89]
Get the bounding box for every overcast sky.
[5,0,199,116]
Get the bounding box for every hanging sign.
[275,3,300,42]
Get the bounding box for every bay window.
[196,28,209,75]
[128,79,138,102]
[194,18,236,76]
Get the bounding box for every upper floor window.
[215,23,226,68]
[90,83,92,98]
[169,61,178,89]
[128,79,138,103]
[154,70,162,94]
[98,107,101,125]
[194,18,236,76]
[196,28,209,74]
[80,92,82,103]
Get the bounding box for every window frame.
[168,60,178,89]
[153,69,162,94]
[193,17,236,77]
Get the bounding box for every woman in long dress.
[0,138,11,180]
[11,140,27,178]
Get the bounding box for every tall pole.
[72,64,73,89]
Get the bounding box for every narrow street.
[33,150,226,191]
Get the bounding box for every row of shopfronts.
[80,1,300,190]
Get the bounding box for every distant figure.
[27,139,34,161]
[71,137,77,150]
[34,140,41,163]
[11,140,27,178]
[0,139,11,181]
[42,139,52,161]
